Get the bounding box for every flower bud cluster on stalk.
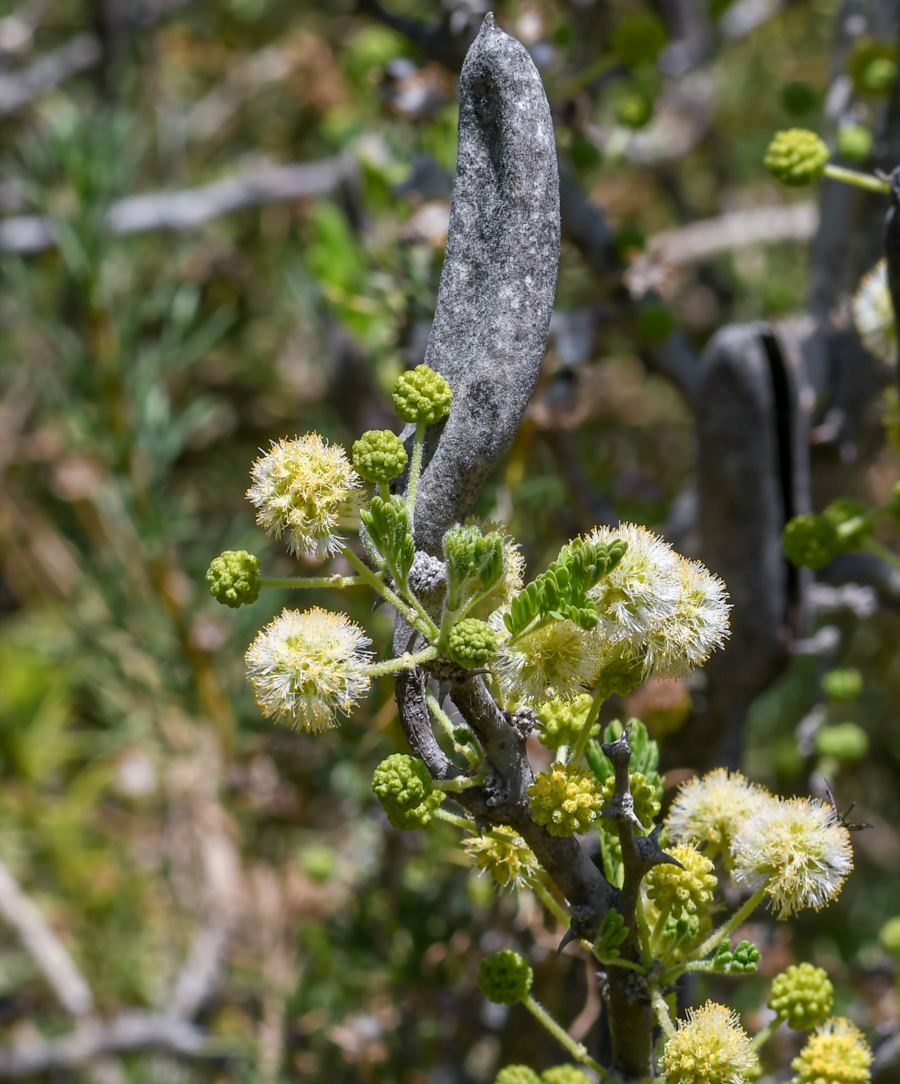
[207,361,870,1083]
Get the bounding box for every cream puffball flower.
[245,607,372,731]
[730,796,853,918]
[660,1001,759,1084]
[490,610,601,705]
[642,558,731,678]
[791,1018,873,1084]
[585,523,683,644]
[247,433,361,558]
[853,259,897,365]
[665,769,773,858]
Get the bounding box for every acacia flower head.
[665,768,773,859]
[586,523,683,645]
[490,611,601,705]
[660,1001,758,1084]
[853,258,897,365]
[791,1018,873,1084]
[730,796,853,918]
[462,826,540,891]
[644,843,717,919]
[245,607,372,731]
[642,558,731,678]
[247,433,361,558]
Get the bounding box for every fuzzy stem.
[751,1016,783,1051]
[342,547,439,639]
[568,686,605,766]
[823,163,890,193]
[260,575,366,590]
[433,772,486,794]
[426,694,482,765]
[406,420,426,523]
[369,645,439,677]
[378,483,390,502]
[865,537,900,574]
[674,883,769,974]
[649,899,674,955]
[648,981,676,1039]
[522,995,609,1078]
[531,879,571,928]
[435,808,476,831]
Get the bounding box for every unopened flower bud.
[448,618,497,669]
[206,550,260,608]
[392,364,453,425]
[765,129,830,186]
[478,950,533,1005]
[352,430,408,484]
[769,964,834,1030]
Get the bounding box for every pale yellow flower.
[665,769,772,858]
[490,610,601,705]
[791,1018,873,1084]
[245,607,372,731]
[660,1001,758,1084]
[853,259,896,365]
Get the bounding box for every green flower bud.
[206,550,261,608]
[478,950,533,1005]
[351,430,408,484]
[372,753,444,831]
[814,723,868,763]
[392,364,453,425]
[765,129,830,186]
[848,40,898,94]
[447,618,497,669]
[824,499,871,551]
[782,514,839,570]
[729,940,761,973]
[599,771,661,831]
[644,844,717,919]
[617,92,653,129]
[542,1068,592,1084]
[836,125,874,162]
[529,765,603,837]
[860,57,898,94]
[879,916,900,957]
[536,694,597,752]
[611,14,667,68]
[822,668,863,702]
[496,1068,541,1084]
[594,909,628,960]
[769,963,834,1030]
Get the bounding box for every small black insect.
[824,780,873,832]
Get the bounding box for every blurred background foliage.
[0,0,898,1081]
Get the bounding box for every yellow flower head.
[730,797,853,918]
[463,826,540,891]
[245,607,372,731]
[586,523,683,645]
[490,612,601,705]
[791,1018,873,1084]
[247,433,361,558]
[660,1001,758,1084]
[642,558,731,678]
[644,844,717,919]
[853,259,897,366]
[665,769,772,858]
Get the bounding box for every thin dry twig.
[0,859,94,1018]
[0,153,356,253]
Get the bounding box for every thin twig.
[0,859,94,1018]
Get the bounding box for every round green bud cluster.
[783,514,839,570]
[541,1068,592,1084]
[782,81,819,117]
[478,950,533,1005]
[496,1068,541,1084]
[714,939,760,973]
[599,771,661,831]
[765,129,830,186]
[660,911,702,947]
[824,499,871,551]
[447,618,498,669]
[859,57,898,94]
[848,40,899,94]
[879,915,900,957]
[351,429,408,484]
[536,694,596,752]
[611,13,667,68]
[528,765,603,837]
[617,92,653,129]
[836,125,874,162]
[206,550,261,609]
[644,844,717,919]
[372,754,444,831]
[392,364,453,425]
[769,963,834,1030]
[822,668,863,702]
[814,722,868,763]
